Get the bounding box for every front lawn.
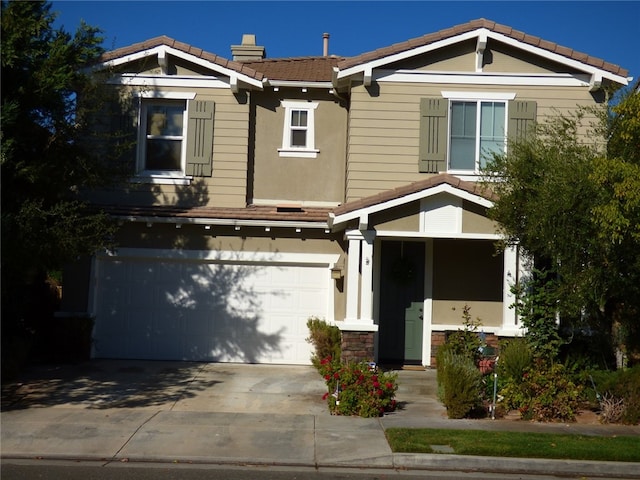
[385,428,640,462]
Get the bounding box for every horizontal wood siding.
[346,82,599,202]
[97,86,249,209]
[210,94,248,207]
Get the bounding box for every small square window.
[278,101,319,158]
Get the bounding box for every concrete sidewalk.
[2,360,640,477]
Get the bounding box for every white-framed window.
[419,93,535,176]
[449,100,507,172]
[133,91,197,185]
[140,99,186,173]
[278,100,319,158]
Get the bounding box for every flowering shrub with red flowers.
[316,356,398,418]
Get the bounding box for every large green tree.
[1,1,121,363]
[485,88,640,366]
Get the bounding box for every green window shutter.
[507,100,537,141]
[419,97,448,173]
[186,99,215,177]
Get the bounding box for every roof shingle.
[241,56,345,82]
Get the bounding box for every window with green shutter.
[133,96,214,182]
[419,97,536,174]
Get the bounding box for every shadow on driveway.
[1,360,218,411]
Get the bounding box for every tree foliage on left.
[1,1,121,368]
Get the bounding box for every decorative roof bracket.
[476,32,488,72]
[363,66,372,87]
[158,48,168,75]
[590,72,603,91]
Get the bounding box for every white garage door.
[92,251,335,364]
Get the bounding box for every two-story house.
[62,19,629,366]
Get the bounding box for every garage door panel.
[93,257,331,364]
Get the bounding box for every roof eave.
[95,43,265,89]
[337,27,628,87]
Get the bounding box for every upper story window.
[449,100,506,172]
[140,99,186,174]
[132,92,214,184]
[419,93,536,177]
[278,100,319,158]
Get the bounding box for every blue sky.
[52,1,639,84]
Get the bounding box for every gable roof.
[328,174,496,228]
[337,18,628,81]
[96,35,265,82]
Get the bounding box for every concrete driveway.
[1,360,329,415]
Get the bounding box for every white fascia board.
[331,183,493,227]
[99,247,340,266]
[485,30,629,86]
[252,198,341,208]
[375,70,593,87]
[109,75,229,89]
[268,80,334,89]
[98,45,264,89]
[115,215,329,230]
[374,230,502,240]
[337,30,480,80]
[337,27,628,86]
[161,46,264,89]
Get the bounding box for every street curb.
[392,453,640,478]
[4,453,640,478]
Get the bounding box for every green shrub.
[445,304,483,363]
[613,366,640,424]
[437,350,483,419]
[306,317,341,369]
[316,357,398,417]
[590,365,640,425]
[501,361,582,422]
[497,337,532,382]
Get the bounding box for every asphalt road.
[0,459,625,480]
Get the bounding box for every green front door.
[378,240,425,365]
[404,301,424,362]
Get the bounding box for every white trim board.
[337,28,628,86]
[329,183,494,228]
[98,248,340,267]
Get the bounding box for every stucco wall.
[251,90,347,205]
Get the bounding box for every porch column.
[340,230,377,364]
[359,230,375,322]
[344,231,361,322]
[422,239,434,366]
[501,243,524,335]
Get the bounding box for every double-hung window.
[132,92,214,183]
[419,93,535,176]
[140,99,186,174]
[278,100,319,158]
[449,100,506,172]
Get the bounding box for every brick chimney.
[231,34,266,61]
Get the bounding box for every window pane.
[291,129,307,147]
[147,104,184,136]
[480,102,505,136]
[450,102,477,170]
[479,102,506,168]
[146,139,182,170]
[291,110,307,127]
[450,138,476,170]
